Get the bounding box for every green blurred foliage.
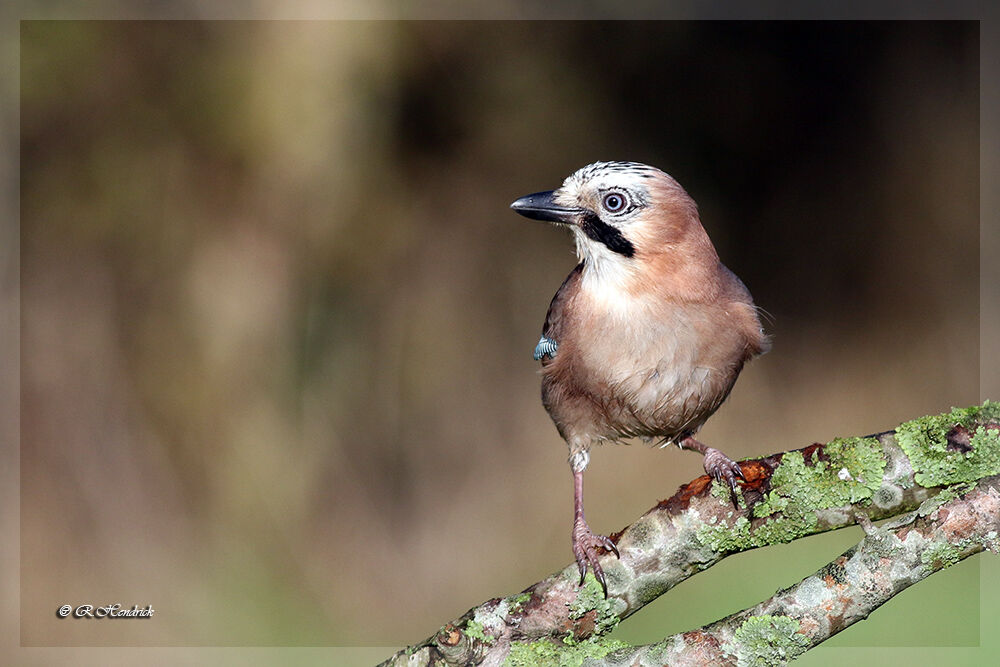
[19,19,983,656]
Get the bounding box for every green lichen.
[503,637,631,667]
[921,541,962,569]
[697,436,884,552]
[766,436,884,511]
[895,402,1000,488]
[724,614,810,666]
[823,436,886,501]
[710,478,742,506]
[749,489,788,518]
[465,619,493,644]
[507,592,532,614]
[697,515,750,551]
[697,513,820,552]
[568,573,622,634]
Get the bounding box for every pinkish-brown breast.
[539,259,767,450]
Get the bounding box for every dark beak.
[510,190,582,224]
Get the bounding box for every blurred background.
[14,19,988,663]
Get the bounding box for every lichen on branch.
[615,473,1000,666]
[380,403,1000,667]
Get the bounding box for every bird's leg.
[678,436,745,507]
[570,452,619,596]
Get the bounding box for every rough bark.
[380,403,1000,667]
[605,474,1000,666]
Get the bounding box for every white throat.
[574,229,637,307]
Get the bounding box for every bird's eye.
[602,192,627,213]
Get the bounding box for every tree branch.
[605,474,1000,666]
[380,403,1000,667]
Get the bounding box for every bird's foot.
[572,518,619,596]
[702,447,746,508]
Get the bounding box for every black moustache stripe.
[579,211,635,258]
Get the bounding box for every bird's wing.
[536,262,584,361]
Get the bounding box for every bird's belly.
[607,356,715,438]
[574,321,725,439]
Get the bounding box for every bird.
[510,161,769,595]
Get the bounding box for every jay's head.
[510,162,710,278]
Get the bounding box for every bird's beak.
[510,190,583,224]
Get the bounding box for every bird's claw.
[572,519,619,596]
[703,447,746,508]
